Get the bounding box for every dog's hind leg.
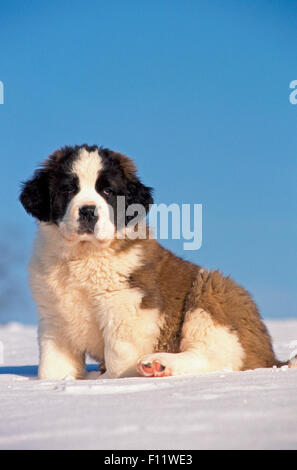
[138,308,245,377]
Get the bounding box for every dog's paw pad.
[137,362,154,376]
[152,360,172,377]
[138,357,172,377]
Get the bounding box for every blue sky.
[0,0,296,323]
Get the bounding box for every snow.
[0,320,297,450]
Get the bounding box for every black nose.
[79,205,97,221]
[78,205,98,233]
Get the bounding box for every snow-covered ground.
[0,320,297,450]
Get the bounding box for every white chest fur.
[29,224,160,374]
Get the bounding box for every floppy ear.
[19,168,51,221]
[126,179,154,214]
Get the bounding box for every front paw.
[38,369,78,380]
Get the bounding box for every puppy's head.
[20,145,153,245]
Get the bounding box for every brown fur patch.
[111,151,137,178]
[184,270,277,369]
[128,239,200,353]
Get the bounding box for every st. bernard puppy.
[20,144,295,379]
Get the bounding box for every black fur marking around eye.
[19,146,82,223]
[50,173,79,223]
[97,148,154,226]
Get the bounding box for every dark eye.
[61,185,76,195]
[102,187,113,197]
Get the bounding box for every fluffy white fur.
[31,223,163,379]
